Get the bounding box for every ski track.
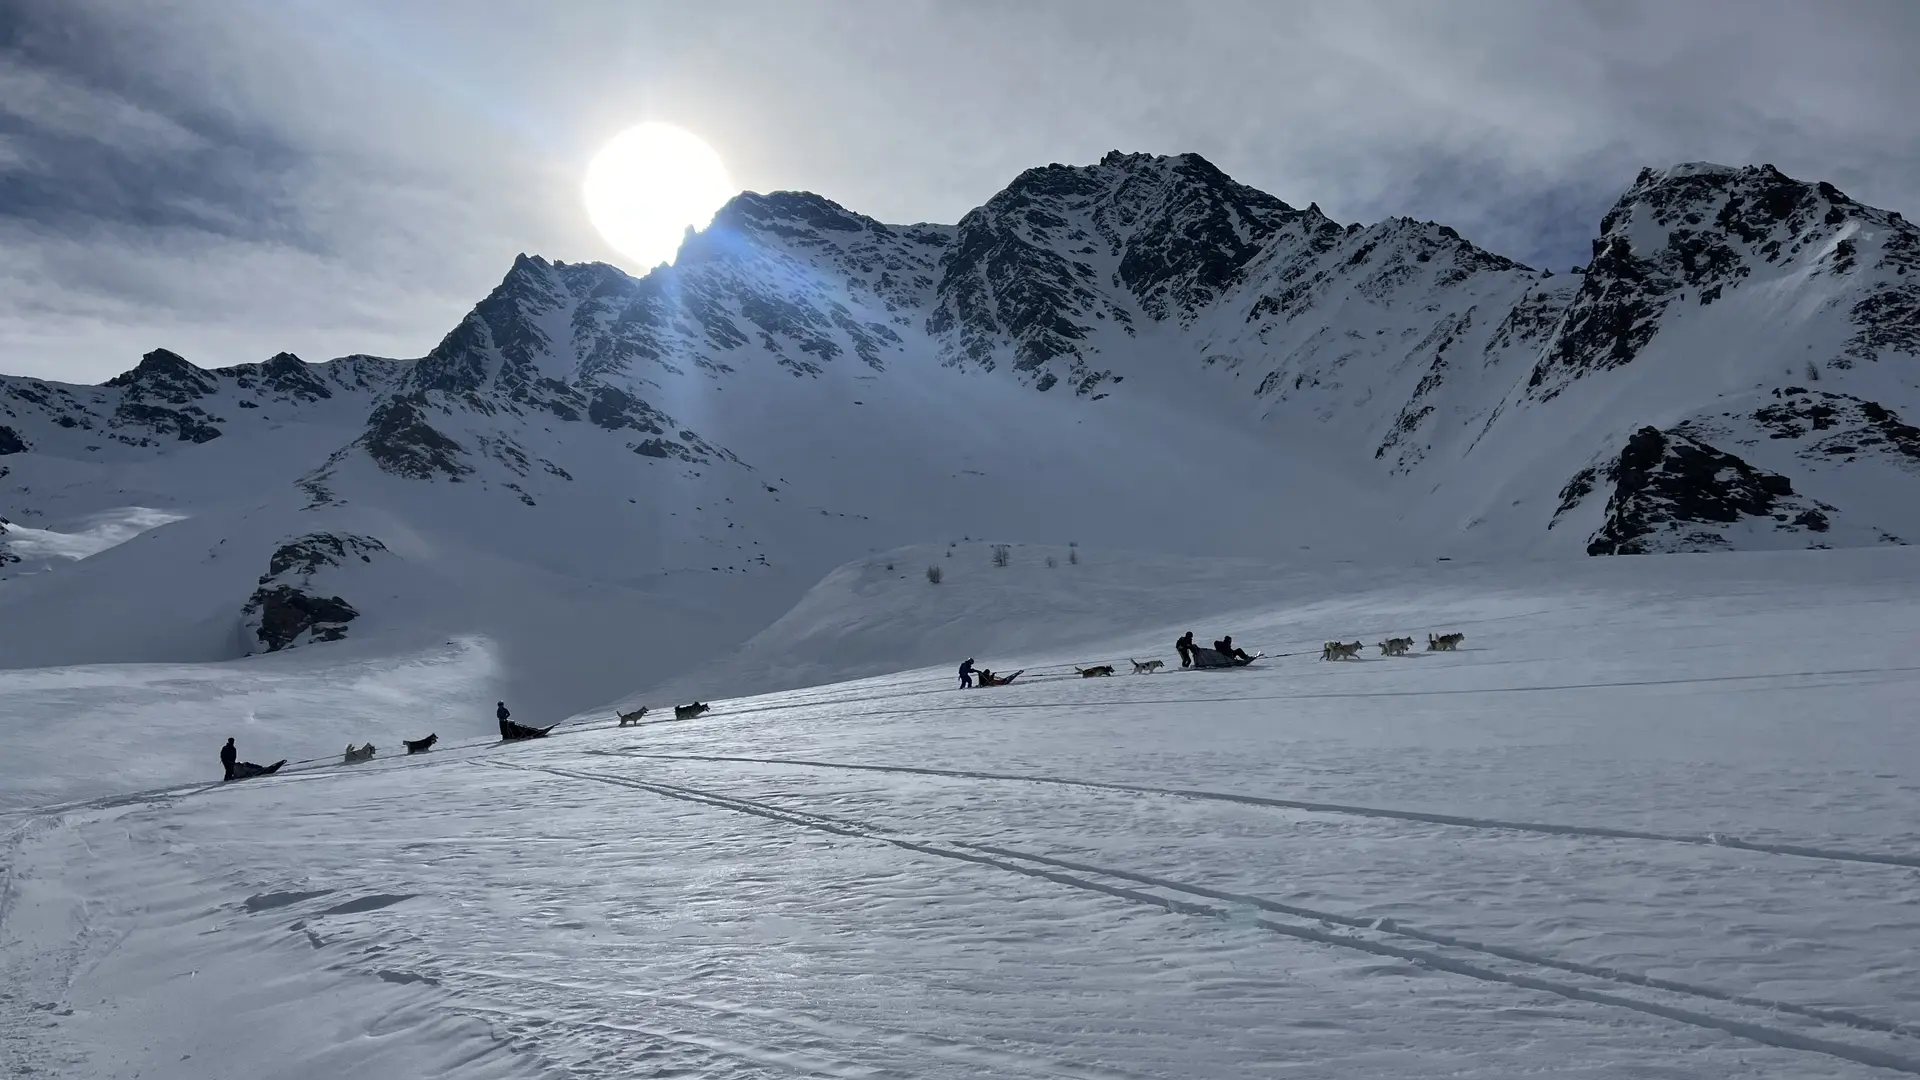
[487,759,1920,1078]
[443,967,1154,1080]
[603,751,1920,871]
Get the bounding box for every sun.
[582,123,737,271]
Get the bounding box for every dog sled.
[972,669,1024,687]
[1189,647,1261,669]
[343,743,376,764]
[226,759,288,781]
[499,719,557,741]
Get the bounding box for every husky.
[1323,640,1364,661]
[616,706,650,726]
[403,733,438,754]
[343,742,377,764]
[674,702,711,720]
[1075,664,1116,678]
[1427,632,1465,651]
[1131,658,1164,674]
[1378,636,1414,657]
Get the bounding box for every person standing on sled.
[958,657,975,689]
[1176,631,1196,668]
[220,736,237,781]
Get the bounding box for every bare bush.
[991,544,1011,568]
[926,565,943,584]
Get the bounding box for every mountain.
[2,153,1916,712]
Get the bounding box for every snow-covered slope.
[3,155,1917,708]
[7,546,1920,1079]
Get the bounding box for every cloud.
[2,0,1916,382]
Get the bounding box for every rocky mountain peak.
[104,348,216,401]
[1525,161,1920,402]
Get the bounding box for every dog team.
[236,623,1472,781]
[1323,631,1464,660]
[223,693,720,780]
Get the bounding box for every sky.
[2,0,1917,382]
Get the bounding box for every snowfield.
[6,545,1920,1079]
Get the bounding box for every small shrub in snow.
[1046,555,1058,568]
[1068,548,1079,565]
[885,562,894,571]
[1805,360,1821,382]
[991,544,1011,568]
[926,565,943,584]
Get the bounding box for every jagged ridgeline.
[2,154,1916,670]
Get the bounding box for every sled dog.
[1427,632,1465,651]
[1075,664,1115,678]
[1378,636,1414,657]
[1131,658,1164,674]
[617,706,650,726]
[403,733,437,754]
[343,742,377,764]
[674,702,711,720]
[1322,640,1364,661]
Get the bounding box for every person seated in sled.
[1214,635,1253,662]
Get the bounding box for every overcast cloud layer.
[2,0,1916,382]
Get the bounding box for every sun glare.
[583,122,737,271]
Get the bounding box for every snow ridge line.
[607,751,1920,870]
[484,760,1920,1076]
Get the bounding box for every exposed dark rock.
[1585,426,1842,555]
[104,348,217,403]
[0,424,25,455]
[101,349,225,443]
[242,533,388,651]
[244,586,359,651]
[264,533,387,580]
[222,352,334,402]
[1689,388,1920,472]
[931,151,1304,394]
[112,403,222,444]
[359,395,471,480]
[1525,163,1914,399]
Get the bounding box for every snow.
[0,506,185,567]
[7,545,1920,1078]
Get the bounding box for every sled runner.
[499,718,557,741]
[1189,647,1261,669]
[226,759,288,781]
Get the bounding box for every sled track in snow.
[607,751,1920,871]
[483,759,1920,1076]
[443,967,1154,1080]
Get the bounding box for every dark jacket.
[220,740,237,768]
[496,703,510,722]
